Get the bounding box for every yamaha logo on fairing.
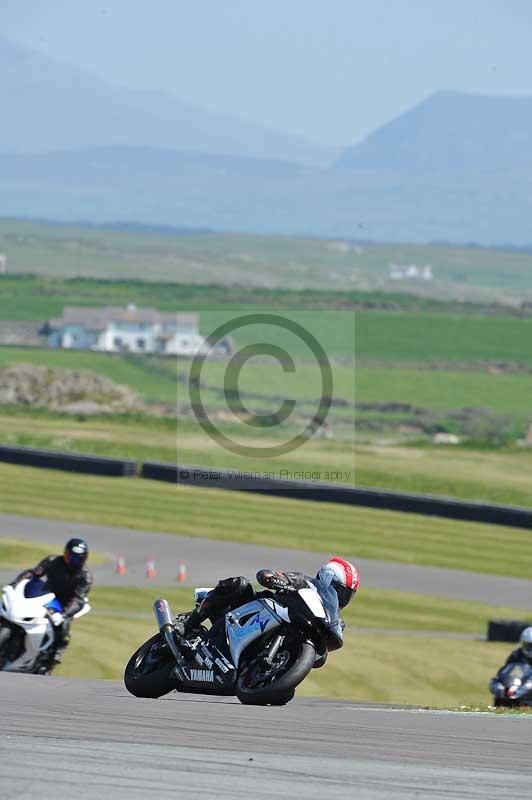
[189,669,214,683]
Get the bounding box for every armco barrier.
[0,444,137,477]
[3,445,532,529]
[487,619,531,643]
[141,461,532,530]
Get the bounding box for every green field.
[1,222,532,509]
[356,310,532,364]
[3,274,532,365]
[4,410,532,507]
[355,365,532,416]
[1,340,531,421]
[56,584,526,708]
[1,218,532,301]
[2,463,532,578]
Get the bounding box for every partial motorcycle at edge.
[0,578,91,675]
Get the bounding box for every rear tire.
[236,640,315,706]
[124,633,176,698]
[0,625,14,669]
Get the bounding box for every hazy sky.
[2,0,532,146]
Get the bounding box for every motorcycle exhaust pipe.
[153,598,182,663]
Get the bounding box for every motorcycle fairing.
[1,581,57,671]
[173,636,238,694]
[494,662,532,705]
[171,590,329,694]
[225,599,283,667]
[1,580,90,673]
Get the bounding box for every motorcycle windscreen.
[24,578,49,598]
[24,578,64,612]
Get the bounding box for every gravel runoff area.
[0,673,530,800]
[1,513,531,608]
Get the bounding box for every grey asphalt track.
[0,673,530,800]
[1,513,531,608]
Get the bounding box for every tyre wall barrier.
[140,461,532,530]
[486,619,532,643]
[0,445,137,477]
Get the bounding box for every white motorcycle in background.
[0,578,91,675]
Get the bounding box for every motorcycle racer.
[177,556,360,652]
[489,626,532,700]
[9,538,92,667]
[493,627,532,674]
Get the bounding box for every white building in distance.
[45,305,229,356]
[389,263,433,281]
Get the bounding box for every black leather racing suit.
[12,556,93,655]
[495,648,532,679]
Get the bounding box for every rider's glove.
[50,612,64,627]
[256,569,291,592]
[513,680,532,700]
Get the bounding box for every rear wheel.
[236,639,315,706]
[0,626,11,669]
[124,633,176,698]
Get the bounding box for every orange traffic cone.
[177,561,187,583]
[146,558,157,579]
[115,555,127,576]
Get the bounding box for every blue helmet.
[64,538,89,570]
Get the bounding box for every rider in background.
[178,556,360,653]
[490,626,532,698]
[493,627,532,676]
[10,538,92,666]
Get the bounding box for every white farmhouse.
[46,305,223,356]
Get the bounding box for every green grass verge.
[4,409,532,507]
[57,585,527,708]
[354,445,532,508]
[0,538,56,570]
[1,463,532,578]
[0,537,108,571]
[301,634,511,707]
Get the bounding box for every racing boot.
[174,607,207,639]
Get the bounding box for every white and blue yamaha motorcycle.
[0,578,90,674]
[125,585,337,705]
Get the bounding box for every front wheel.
[124,633,176,698]
[236,639,316,706]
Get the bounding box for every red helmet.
[318,556,360,608]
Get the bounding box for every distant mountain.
[337,90,532,172]
[0,146,315,233]
[1,142,531,246]
[0,36,333,166]
[1,52,531,246]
